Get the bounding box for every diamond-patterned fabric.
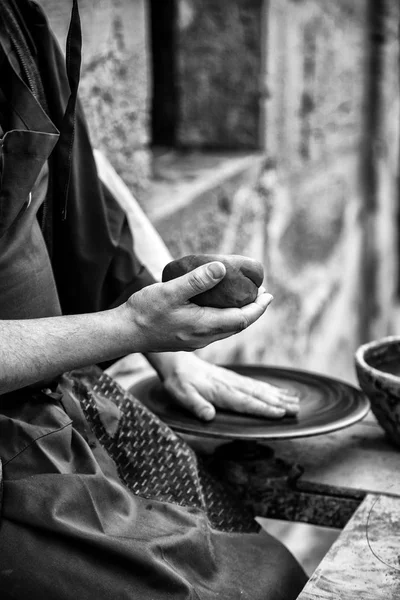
[60,366,259,534]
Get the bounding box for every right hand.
[118,261,273,354]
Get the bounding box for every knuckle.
[253,383,264,397]
[175,331,188,342]
[176,331,203,350]
[236,313,248,332]
[176,331,195,346]
[161,285,175,303]
[188,271,206,294]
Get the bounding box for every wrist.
[105,303,146,356]
[144,351,186,381]
[145,351,200,381]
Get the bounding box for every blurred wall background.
[38,0,400,383]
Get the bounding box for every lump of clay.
[162,254,264,308]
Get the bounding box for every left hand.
[161,353,300,421]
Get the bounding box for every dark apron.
[0,2,307,598]
[0,367,307,600]
[0,20,61,319]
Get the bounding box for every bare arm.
[0,309,128,394]
[0,261,272,395]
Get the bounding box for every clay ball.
[162,253,264,308]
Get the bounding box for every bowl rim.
[355,335,400,383]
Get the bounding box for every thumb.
[180,388,216,421]
[170,261,226,303]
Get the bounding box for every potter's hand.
[122,261,273,354]
[159,353,300,421]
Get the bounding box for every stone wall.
[38,0,399,385]
[254,0,374,380]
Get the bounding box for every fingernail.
[265,294,274,306]
[275,409,286,418]
[199,407,214,421]
[284,404,300,411]
[283,388,298,395]
[281,392,299,399]
[207,262,225,280]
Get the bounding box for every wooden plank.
[297,494,400,599]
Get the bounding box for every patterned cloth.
[60,366,259,534]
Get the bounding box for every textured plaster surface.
[176,0,263,149]
[298,494,400,599]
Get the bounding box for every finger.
[220,368,289,397]
[244,380,300,409]
[255,392,299,416]
[280,403,299,416]
[256,390,300,409]
[220,370,300,413]
[178,388,216,421]
[173,290,273,341]
[251,383,300,403]
[200,292,274,336]
[167,262,226,303]
[239,292,273,328]
[275,393,300,408]
[216,388,286,419]
[277,388,301,400]
[257,286,266,296]
[247,390,299,414]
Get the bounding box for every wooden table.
[197,412,400,599]
[297,493,400,599]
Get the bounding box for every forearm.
[0,307,134,394]
[0,261,270,395]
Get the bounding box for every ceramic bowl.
[355,336,400,447]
